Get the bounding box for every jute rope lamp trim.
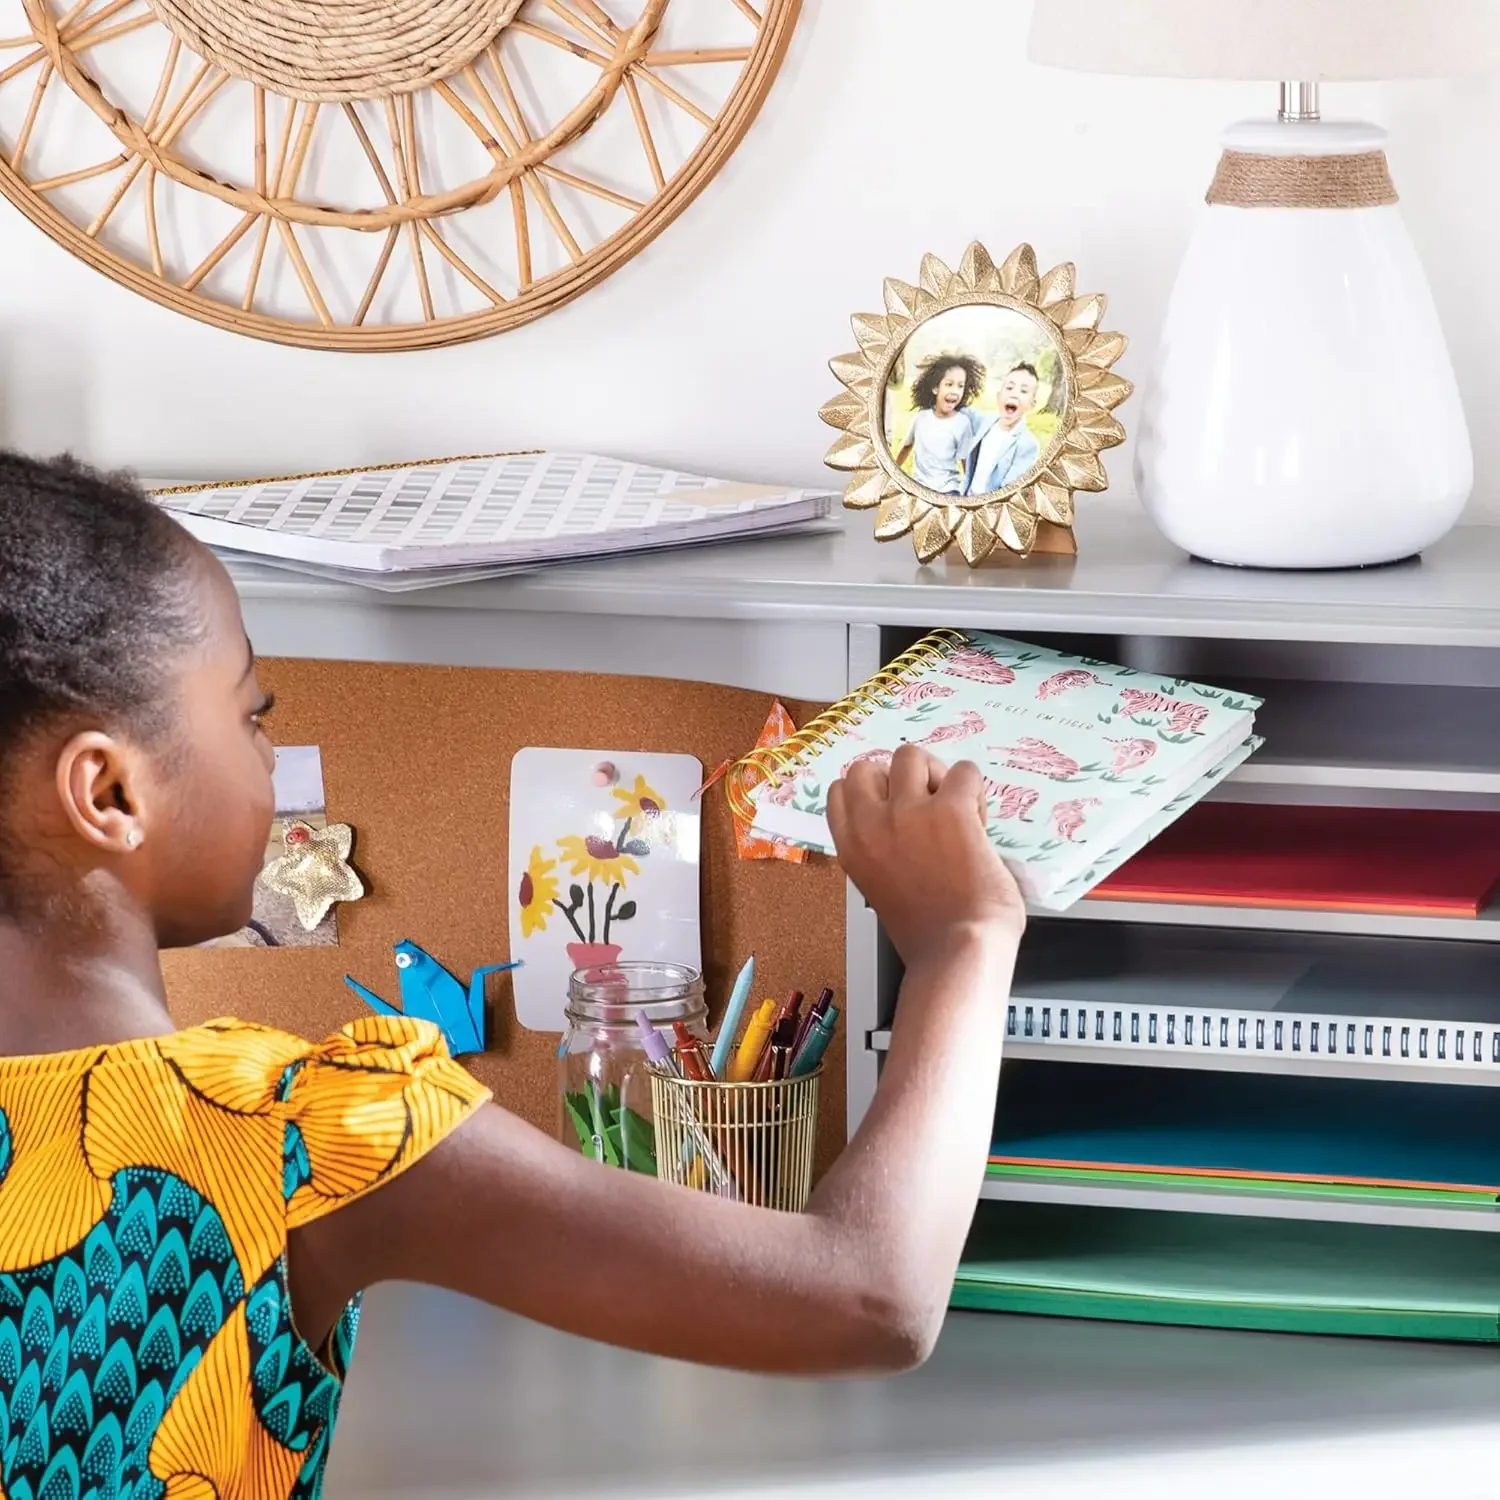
[1206,150,1398,209]
[0,0,801,349]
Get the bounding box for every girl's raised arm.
[290,747,1021,1377]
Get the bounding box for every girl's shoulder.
[97,1014,490,1225]
[157,1013,485,1116]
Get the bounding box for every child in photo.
[893,352,988,494]
[0,452,1025,1497]
[966,362,1043,495]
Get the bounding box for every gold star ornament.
[258,820,365,932]
[820,242,1132,565]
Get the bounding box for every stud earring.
[125,830,141,849]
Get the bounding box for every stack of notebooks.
[742,630,1263,911]
[149,451,835,591]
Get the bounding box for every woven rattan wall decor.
[0,0,799,349]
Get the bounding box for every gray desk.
[231,506,1500,1495]
[325,1284,1500,1498]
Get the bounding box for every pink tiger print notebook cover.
[747,632,1262,911]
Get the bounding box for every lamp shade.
[1028,0,1500,81]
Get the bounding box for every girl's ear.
[55,730,147,856]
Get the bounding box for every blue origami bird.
[344,940,520,1057]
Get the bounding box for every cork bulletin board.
[160,660,849,1174]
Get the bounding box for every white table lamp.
[1029,0,1500,569]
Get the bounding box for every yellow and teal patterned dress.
[0,1014,489,1500]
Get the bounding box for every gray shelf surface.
[875,926,1500,1029]
[324,1283,1500,1498]
[1011,925,1500,1020]
[868,926,1500,1085]
[223,502,1500,644]
[1233,680,1500,794]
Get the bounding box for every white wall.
[1,0,1496,509]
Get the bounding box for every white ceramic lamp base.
[1135,121,1472,569]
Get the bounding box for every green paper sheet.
[953,1201,1500,1341]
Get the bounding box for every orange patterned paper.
[734,701,809,863]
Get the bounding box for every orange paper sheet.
[698,702,808,863]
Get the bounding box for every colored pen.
[673,1022,713,1081]
[776,989,805,1032]
[709,954,756,1078]
[635,1011,678,1074]
[729,998,778,1082]
[794,987,834,1055]
[671,1025,713,1171]
[635,1015,738,1198]
[790,1004,839,1077]
[755,1015,798,1082]
[763,992,804,1081]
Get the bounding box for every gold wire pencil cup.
[649,1071,822,1211]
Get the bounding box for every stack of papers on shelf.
[743,631,1263,912]
[988,1066,1500,1198]
[149,452,836,591]
[953,1201,1500,1340]
[1092,802,1500,918]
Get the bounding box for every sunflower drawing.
[611,775,669,841]
[517,845,559,938]
[551,833,640,948]
[541,766,672,952]
[557,833,641,886]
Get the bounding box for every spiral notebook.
[736,631,1262,911]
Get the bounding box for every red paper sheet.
[1092,803,1500,918]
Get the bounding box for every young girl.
[0,452,1023,1499]
[893,352,987,494]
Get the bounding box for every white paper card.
[508,748,703,1031]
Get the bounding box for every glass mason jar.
[558,961,708,1174]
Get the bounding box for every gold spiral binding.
[726,629,970,822]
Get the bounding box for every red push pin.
[592,761,618,788]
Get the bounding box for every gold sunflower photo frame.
[820,242,1132,566]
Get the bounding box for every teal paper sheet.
[992,1064,1500,1191]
